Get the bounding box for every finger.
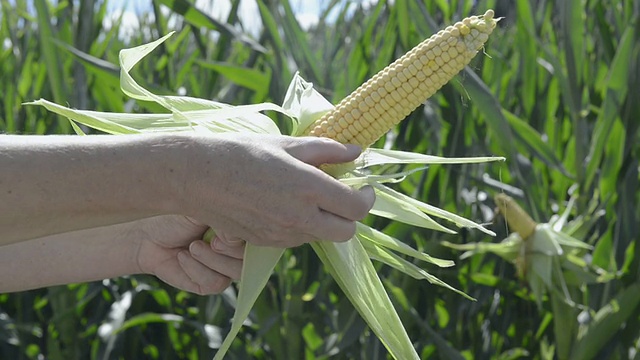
[153,256,204,294]
[212,236,245,259]
[308,210,358,243]
[177,250,232,294]
[286,137,362,167]
[190,241,243,280]
[315,184,376,222]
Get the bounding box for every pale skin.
[0,133,375,294]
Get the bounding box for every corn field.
[1,0,639,359]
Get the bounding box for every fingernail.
[177,250,189,263]
[190,241,206,256]
[360,185,376,206]
[344,144,362,155]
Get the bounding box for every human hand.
[0,215,243,294]
[174,134,375,248]
[134,215,245,295]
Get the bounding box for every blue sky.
[104,0,329,38]
[103,0,377,38]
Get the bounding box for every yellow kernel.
[346,125,359,139]
[402,82,413,94]
[396,71,407,83]
[370,90,381,102]
[484,9,495,19]
[379,97,391,110]
[367,105,378,118]
[406,93,419,105]
[365,96,376,108]
[386,107,399,119]
[407,64,418,76]
[362,112,376,124]
[395,86,407,98]
[423,66,434,76]
[441,51,451,63]
[358,100,369,113]
[384,81,395,92]
[344,112,354,124]
[459,24,470,35]
[401,68,412,80]
[336,133,348,143]
[391,76,402,88]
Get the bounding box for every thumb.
[286,137,362,167]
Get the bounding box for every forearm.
[0,222,142,292]
[0,134,187,245]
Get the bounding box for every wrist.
[140,133,196,216]
[163,132,231,221]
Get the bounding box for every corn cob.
[303,10,498,148]
[495,193,538,240]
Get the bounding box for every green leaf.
[33,0,69,133]
[26,99,140,134]
[370,184,456,234]
[571,284,640,360]
[152,0,267,53]
[112,313,184,334]
[358,148,504,168]
[373,183,495,236]
[197,60,271,97]
[584,25,635,191]
[501,110,573,178]
[394,0,410,49]
[356,222,454,267]
[214,245,285,360]
[442,234,522,262]
[362,241,472,300]
[311,239,420,360]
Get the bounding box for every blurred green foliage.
[1,0,639,359]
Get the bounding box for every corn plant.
[1,0,639,359]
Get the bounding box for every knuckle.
[278,214,300,230]
[199,276,231,295]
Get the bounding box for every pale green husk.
[29,32,504,360]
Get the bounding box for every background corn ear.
[304,9,498,149]
[495,193,538,240]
